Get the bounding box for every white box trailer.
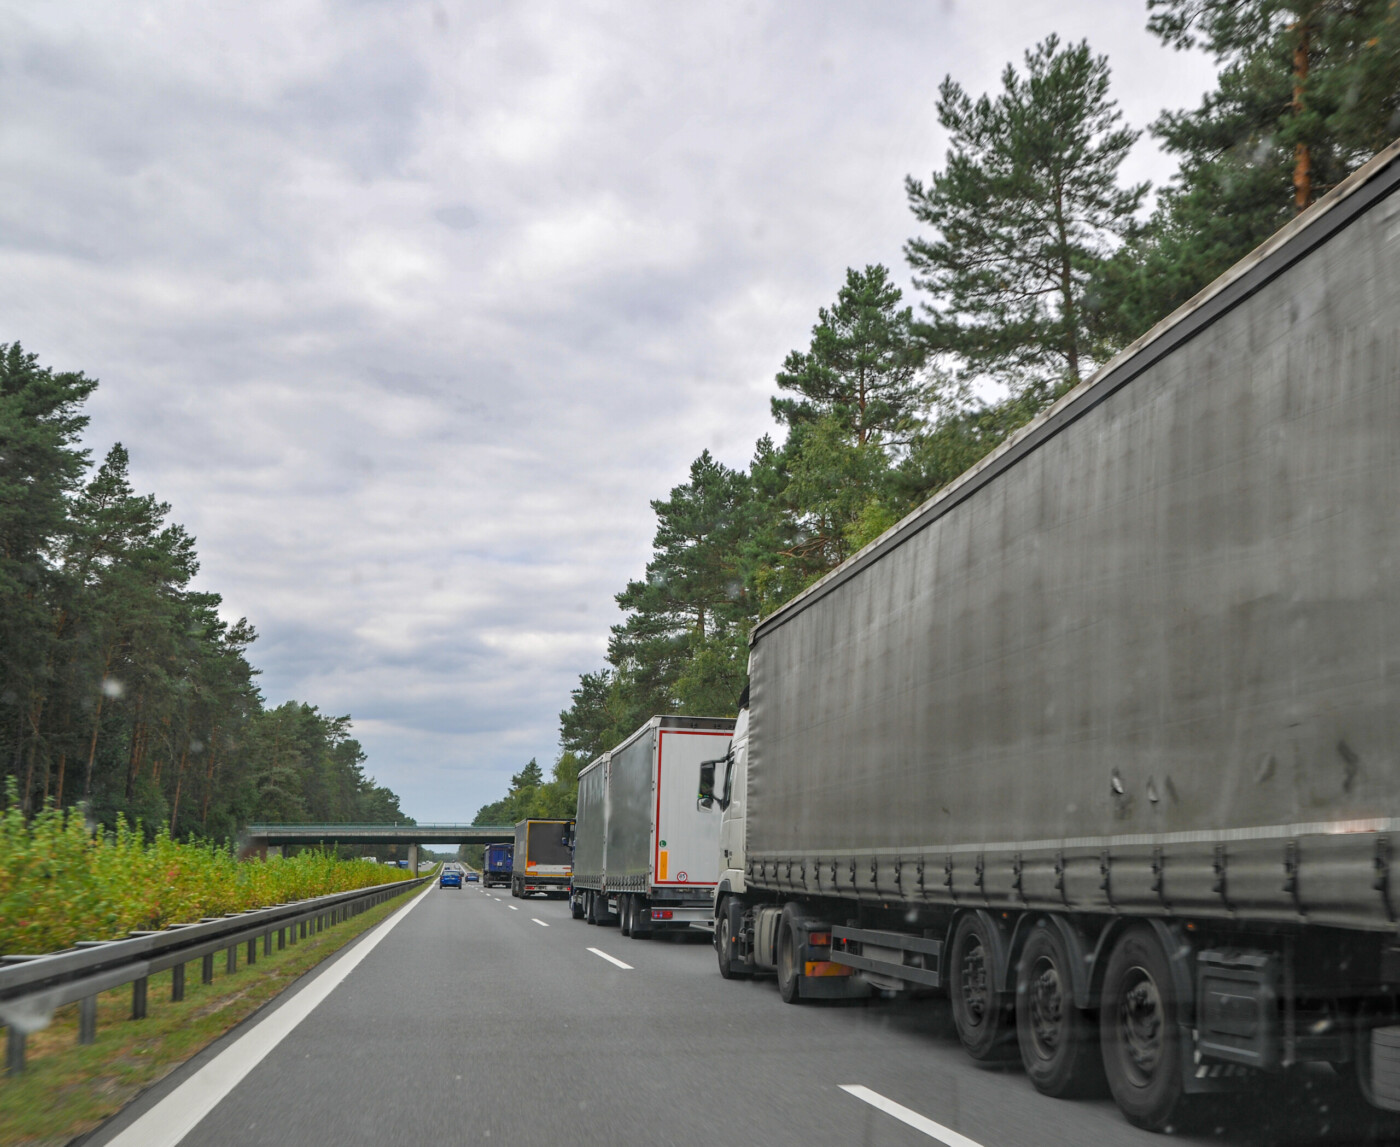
[569,715,734,937]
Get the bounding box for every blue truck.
[482,842,513,888]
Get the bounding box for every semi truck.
[568,715,734,936]
[700,140,1400,1130]
[510,819,574,898]
[482,842,513,889]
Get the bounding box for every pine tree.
[905,36,1146,394]
[1094,1,1400,347]
[772,265,926,446]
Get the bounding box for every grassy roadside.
[0,881,428,1147]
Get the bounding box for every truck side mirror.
[718,751,734,812]
[697,758,717,809]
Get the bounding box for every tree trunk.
[201,729,220,828]
[21,696,44,814]
[83,690,106,801]
[54,751,67,809]
[82,650,116,801]
[170,744,189,836]
[1293,17,1312,212]
[1052,182,1080,386]
[125,693,145,802]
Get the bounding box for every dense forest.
[0,347,409,839]
[473,0,1400,828]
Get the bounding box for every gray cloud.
[0,0,1218,819]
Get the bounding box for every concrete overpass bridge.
[244,823,517,870]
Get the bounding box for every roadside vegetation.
[0,784,409,958]
[463,1,1400,841]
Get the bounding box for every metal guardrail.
[246,823,505,831]
[0,873,429,1074]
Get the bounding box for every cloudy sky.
[0,1,1218,822]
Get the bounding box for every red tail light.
[651,909,674,920]
[808,931,831,946]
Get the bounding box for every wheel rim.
[719,915,732,959]
[959,935,990,1028]
[1117,965,1165,1087]
[1028,954,1065,1061]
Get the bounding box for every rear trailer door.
[527,821,573,876]
[653,728,730,892]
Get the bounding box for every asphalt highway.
[86,882,1400,1147]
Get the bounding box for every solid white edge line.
[531,918,549,927]
[839,1085,984,1147]
[104,881,434,1147]
[586,947,633,970]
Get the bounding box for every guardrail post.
[299,919,307,939]
[171,962,185,1002]
[263,931,272,957]
[202,953,215,983]
[227,944,237,974]
[277,926,286,950]
[132,976,148,1020]
[5,1026,24,1075]
[246,937,257,965]
[79,996,97,1044]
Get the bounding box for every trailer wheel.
[777,918,803,1004]
[630,898,652,939]
[1099,925,1186,1131]
[1016,921,1104,1097]
[949,913,1012,1061]
[619,895,633,937]
[584,891,599,925]
[570,889,585,920]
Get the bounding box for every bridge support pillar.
[408,843,419,874]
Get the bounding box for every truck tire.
[1015,920,1104,1097]
[629,898,652,939]
[949,913,1013,1061]
[619,895,633,937]
[716,902,748,979]
[584,891,598,924]
[777,917,802,1004]
[1099,925,1187,1131]
[570,889,585,920]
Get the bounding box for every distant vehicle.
[465,872,479,883]
[511,819,574,898]
[439,869,462,889]
[393,860,408,869]
[482,842,513,888]
[571,715,732,935]
[362,856,377,864]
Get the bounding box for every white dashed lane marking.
[586,947,632,970]
[839,1085,985,1146]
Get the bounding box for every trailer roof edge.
[752,136,1400,644]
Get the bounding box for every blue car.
[439,869,463,889]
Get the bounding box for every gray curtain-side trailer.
[570,715,734,935]
[703,139,1400,1130]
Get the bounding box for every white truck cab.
[707,703,748,899]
